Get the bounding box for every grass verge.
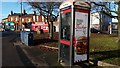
[90,33,120,66]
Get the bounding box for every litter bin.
[23,31,33,46]
[28,32,33,46]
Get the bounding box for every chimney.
[23,9,26,15]
[11,11,13,15]
[34,11,36,15]
[33,11,37,22]
[40,12,42,15]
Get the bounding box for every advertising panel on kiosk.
[58,0,90,66]
[74,5,89,63]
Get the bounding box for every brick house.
[7,11,21,30]
[2,10,47,30]
[2,18,8,24]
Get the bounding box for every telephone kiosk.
[58,0,90,66]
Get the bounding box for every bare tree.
[25,0,120,42]
[25,1,61,39]
[91,2,117,31]
[91,1,120,42]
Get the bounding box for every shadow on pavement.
[15,45,36,68]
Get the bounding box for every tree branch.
[92,2,118,14]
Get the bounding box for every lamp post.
[20,0,22,31]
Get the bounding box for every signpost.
[58,0,90,66]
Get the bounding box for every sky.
[0,1,33,22]
[2,2,21,19]
[0,1,60,23]
[0,0,119,23]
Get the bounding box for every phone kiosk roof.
[59,0,90,9]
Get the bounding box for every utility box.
[58,0,90,66]
[21,31,33,46]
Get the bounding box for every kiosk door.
[59,8,71,62]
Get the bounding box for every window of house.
[28,18,31,22]
[22,18,24,22]
[33,16,36,22]
[16,17,18,21]
[11,17,13,21]
[37,16,39,22]
[42,16,44,22]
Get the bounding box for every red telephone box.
[58,0,90,66]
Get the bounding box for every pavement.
[2,32,24,67]
[1,31,36,68]
[10,31,120,68]
[13,41,120,68]
[1,31,120,68]
[14,41,90,68]
[14,42,59,68]
[0,32,2,67]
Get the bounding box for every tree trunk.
[118,2,120,43]
[48,24,50,33]
[49,21,53,39]
[99,13,102,32]
[46,15,50,33]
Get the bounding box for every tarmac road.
[1,31,35,68]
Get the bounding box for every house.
[109,14,118,34]
[90,11,116,34]
[7,11,21,30]
[2,18,8,24]
[21,11,47,23]
[90,12,100,31]
[2,10,47,31]
[100,11,112,33]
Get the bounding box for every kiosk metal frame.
[58,0,90,66]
